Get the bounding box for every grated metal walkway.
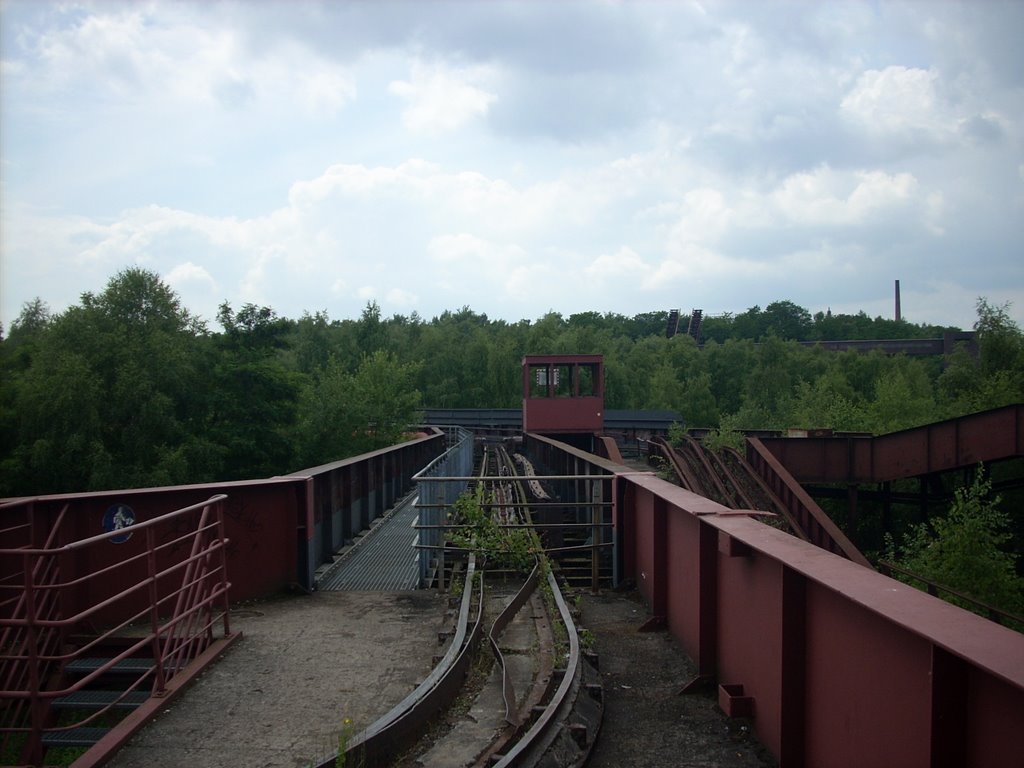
[317,493,421,591]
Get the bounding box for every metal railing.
[0,495,233,765]
[413,427,474,587]
[877,559,1024,629]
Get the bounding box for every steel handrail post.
[215,498,232,637]
[146,526,167,695]
[22,550,44,766]
[178,523,215,664]
[163,504,209,670]
[197,500,222,642]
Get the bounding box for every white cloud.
[504,261,557,302]
[584,246,650,283]
[165,261,217,292]
[841,66,941,135]
[427,233,527,268]
[10,3,355,117]
[1,1,1021,333]
[389,60,497,134]
[771,165,920,227]
[385,287,418,307]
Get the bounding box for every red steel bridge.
[2,354,1022,767]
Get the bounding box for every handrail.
[0,501,69,762]
[0,495,229,556]
[877,560,1024,628]
[0,538,229,630]
[0,494,233,764]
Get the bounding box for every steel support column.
[929,646,967,768]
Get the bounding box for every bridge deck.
[317,492,421,591]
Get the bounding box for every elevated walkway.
[316,492,421,591]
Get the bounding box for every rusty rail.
[488,564,542,727]
[492,567,584,767]
[326,554,484,768]
[650,438,704,494]
[746,437,871,567]
[721,446,807,538]
[0,495,234,765]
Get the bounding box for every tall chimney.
[895,279,901,322]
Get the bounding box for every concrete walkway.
[104,590,449,768]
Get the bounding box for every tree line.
[2,267,1022,498]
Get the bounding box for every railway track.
[321,444,603,768]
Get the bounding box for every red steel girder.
[754,404,1024,484]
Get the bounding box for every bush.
[885,467,1023,620]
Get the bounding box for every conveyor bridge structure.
[1,384,1022,766]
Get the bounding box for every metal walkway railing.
[414,427,475,588]
[0,495,235,766]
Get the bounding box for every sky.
[1,0,1022,333]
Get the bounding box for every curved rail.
[487,563,542,727]
[489,445,600,767]
[328,554,484,768]
[493,567,586,767]
[335,443,602,768]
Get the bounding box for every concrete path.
[101,587,776,768]
[104,590,449,768]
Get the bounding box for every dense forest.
[1,267,1022,499]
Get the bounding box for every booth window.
[577,363,598,397]
[555,364,572,397]
[529,364,550,398]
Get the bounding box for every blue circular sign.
[103,503,135,544]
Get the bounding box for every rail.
[0,494,233,765]
[877,559,1024,628]
[320,554,484,768]
[492,567,584,767]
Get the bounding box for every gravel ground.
[96,586,775,768]
[581,589,777,768]
[103,590,448,768]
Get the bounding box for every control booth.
[521,354,604,451]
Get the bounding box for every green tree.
[704,339,757,416]
[865,359,936,434]
[733,336,798,428]
[886,468,1023,620]
[0,269,209,493]
[356,300,387,355]
[297,351,421,465]
[289,310,333,375]
[208,302,300,479]
[763,300,813,341]
[938,298,1024,415]
[790,369,865,431]
[974,298,1023,378]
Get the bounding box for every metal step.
[52,689,150,710]
[41,726,110,747]
[64,657,156,676]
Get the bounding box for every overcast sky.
[2,0,1022,332]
